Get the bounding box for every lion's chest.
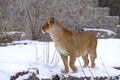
[55,44,69,56]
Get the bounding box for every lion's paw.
[61,69,69,73]
[91,63,95,68]
[83,64,88,68]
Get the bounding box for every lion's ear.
[49,16,55,24]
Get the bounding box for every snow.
[2,31,25,35]
[117,25,120,27]
[0,39,120,80]
[83,28,116,35]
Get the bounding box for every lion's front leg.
[60,54,69,73]
[69,54,77,72]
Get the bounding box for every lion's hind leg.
[89,50,97,68]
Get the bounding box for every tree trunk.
[24,0,32,40]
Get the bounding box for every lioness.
[41,17,97,73]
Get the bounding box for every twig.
[51,49,57,64]
[98,52,110,77]
[77,58,87,77]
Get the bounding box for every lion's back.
[73,31,97,52]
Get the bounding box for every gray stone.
[0,32,26,44]
[0,0,119,40]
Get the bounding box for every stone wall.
[99,0,120,38]
[0,0,120,41]
[99,0,120,18]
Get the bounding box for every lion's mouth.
[41,26,47,34]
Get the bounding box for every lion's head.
[41,17,55,33]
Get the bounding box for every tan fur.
[41,17,97,73]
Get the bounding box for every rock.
[0,31,26,45]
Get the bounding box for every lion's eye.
[50,21,52,23]
[49,21,52,24]
[49,20,54,24]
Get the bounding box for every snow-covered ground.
[0,39,120,80]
